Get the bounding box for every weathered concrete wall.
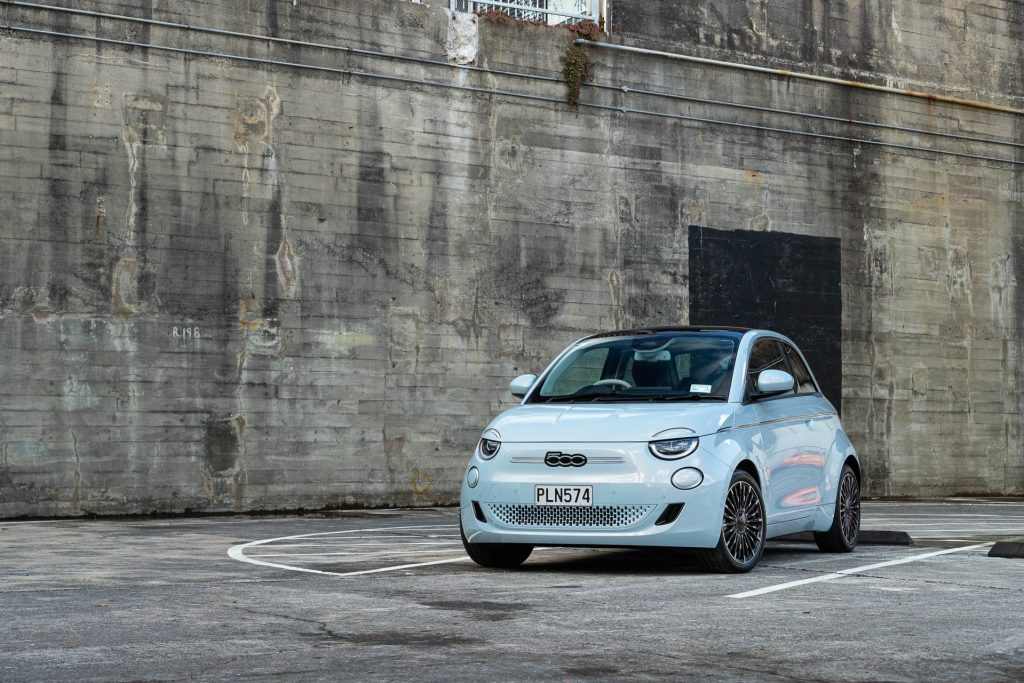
[0,0,1021,516]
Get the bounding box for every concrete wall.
[0,0,1022,516]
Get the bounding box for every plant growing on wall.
[561,44,592,107]
[475,11,600,107]
[561,20,600,107]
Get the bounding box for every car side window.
[783,344,818,395]
[747,339,794,398]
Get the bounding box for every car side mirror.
[755,369,794,397]
[509,374,537,398]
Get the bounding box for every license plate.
[534,485,593,507]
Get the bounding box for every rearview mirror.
[755,369,794,396]
[509,374,537,398]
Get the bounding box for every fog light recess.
[671,468,703,490]
[467,467,479,488]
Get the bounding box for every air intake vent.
[484,504,655,529]
[472,500,487,523]
[655,503,684,526]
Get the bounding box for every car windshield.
[529,332,739,403]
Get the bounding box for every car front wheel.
[814,464,860,553]
[702,470,766,573]
[460,518,533,569]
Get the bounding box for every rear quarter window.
[783,344,818,394]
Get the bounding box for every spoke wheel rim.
[839,472,861,545]
[722,480,764,565]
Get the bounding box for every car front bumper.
[459,442,731,549]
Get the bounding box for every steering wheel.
[592,379,633,389]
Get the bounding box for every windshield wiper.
[540,392,727,404]
[640,394,728,402]
[565,394,729,403]
[540,391,611,403]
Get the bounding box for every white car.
[459,327,861,573]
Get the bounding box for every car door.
[780,341,837,514]
[747,338,825,526]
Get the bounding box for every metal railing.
[450,0,598,25]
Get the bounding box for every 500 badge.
[544,451,587,467]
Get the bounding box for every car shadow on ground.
[508,542,824,575]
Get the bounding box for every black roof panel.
[583,325,751,340]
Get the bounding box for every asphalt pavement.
[1,500,1023,681]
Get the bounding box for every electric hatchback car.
[460,327,861,573]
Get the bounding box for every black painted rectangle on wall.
[688,226,842,412]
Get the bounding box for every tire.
[814,464,860,553]
[701,470,766,573]
[460,517,533,569]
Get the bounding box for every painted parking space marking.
[227,524,469,577]
[227,500,1024,583]
[250,549,465,558]
[727,543,992,599]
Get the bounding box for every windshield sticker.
[690,384,712,394]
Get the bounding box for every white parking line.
[255,541,461,549]
[249,549,464,558]
[227,524,467,577]
[727,543,992,599]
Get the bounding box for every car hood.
[485,403,738,443]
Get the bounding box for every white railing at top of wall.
[449,0,600,25]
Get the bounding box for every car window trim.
[778,341,817,396]
[743,338,796,404]
[725,410,837,432]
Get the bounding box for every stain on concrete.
[411,468,433,496]
[60,377,100,412]
[116,92,166,319]
[444,10,478,64]
[381,428,404,499]
[234,86,281,149]
[202,414,247,509]
[122,93,167,147]
[421,599,531,621]
[275,239,299,299]
[111,257,140,318]
[237,297,281,359]
[607,269,625,329]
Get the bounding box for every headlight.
[648,437,699,460]
[479,438,501,459]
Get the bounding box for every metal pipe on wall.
[6,1,567,83]
[575,38,1024,117]
[8,1,1024,151]
[6,22,1022,167]
[3,23,1023,165]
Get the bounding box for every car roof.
[582,325,752,341]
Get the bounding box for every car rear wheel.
[702,470,766,573]
[460,518,533,569]
[814,464,860,553]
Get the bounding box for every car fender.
[703,426,770,504]
[821,422,859,507]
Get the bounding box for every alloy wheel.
[722,480,764,565]
[839,471,861,546]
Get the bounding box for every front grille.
[485,504,656,529]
